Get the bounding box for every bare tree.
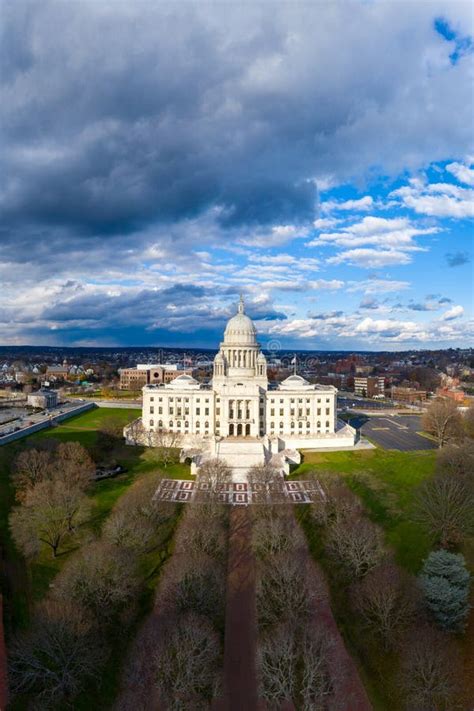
[53,541,141,623]
[154,612,221,710]
[175,505,227,561]
[103,473,174,553]
[325,514,386,578]
[399,626,461,710]
[196,458,232,497]
[8,600,104,708]
[252,509,305,560]
[11,448,54,499]
[422,398,463,448]
[10,479,89,558]
[257,551,315,629]
[300,627,334,711]
[435,439,474,478]
[258,624,297,706]
[160,553,225,624]
[309,473,363,527]
[125,417,145,446]
[414,472,474,547]
[352,563,420,648]
[148,429,181,467]
[53,441,95,490]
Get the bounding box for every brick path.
[221,508,260,710]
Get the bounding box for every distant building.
[354,376,385,398]
[355,365,374,376]
[391,386,427,404]
[436,387,466,403]
[27,389,58,409]
[119,363,194,390]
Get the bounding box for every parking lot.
[349,415,436,451]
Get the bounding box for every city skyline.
[1,2,473,350]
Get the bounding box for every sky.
[1,0,473,351]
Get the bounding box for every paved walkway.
[221,508,259,710]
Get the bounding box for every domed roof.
[223,296,257,345]
[279,373,312,390]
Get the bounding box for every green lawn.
[1,407,191,628]
[291,448,436,572]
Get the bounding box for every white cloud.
[391,181,474,218]
[347,278,411,294]
[327,248,413,268]
[446,161,474,186]
[442,304,464,321]
[313,217,340,230]
[321,196,373,213]
[309,279,344,290]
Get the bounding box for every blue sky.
[1,1,473,350]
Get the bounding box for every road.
[349,414,436,451]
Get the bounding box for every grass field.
[291,448,436,572]
[293,447,474,710]
[0,407,191,628]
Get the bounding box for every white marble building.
[126,297,356,477]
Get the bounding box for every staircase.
[214,438,266,481]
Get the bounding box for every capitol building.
[126,296,356,477]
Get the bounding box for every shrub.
[419,550,471,632]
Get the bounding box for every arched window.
[279,422,284,429]
[317,421,321,428]
[205,421,209,428]
[185,421,189,428]
[169,420,173,428]
[177,421,181,428]
[149,419,154,426]
[158,420,163,428]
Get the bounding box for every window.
[270,408,275,416]
[298,398,303,403]
[169,420,173,428]
[326,408,330,415]
[196,421,200,428]
[280,408,284,416]
[306,421,310,428]
[185,421,189,428]
[149,419,154,426]
[150,406,154,414]
[158,397,162,402]
[169,408,174,415]
[150,396,154,402]
[205,407,209,416]
[306,408,310,416]
[326,421,330,428]
[158,420,163,428]
[326,398,330,403]
[298,421,303,428]
[280,422,284,429]
[216,408,220,416]
[317,408,321,416]
[196,407,200,415]
[205,421,209,428]
[158,406,162,414]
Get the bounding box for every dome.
[279,373,312,390]
[223,296,257,345]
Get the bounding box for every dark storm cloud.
[39,283,286,333]
[1,0,472,250]
[445,251,471,267]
